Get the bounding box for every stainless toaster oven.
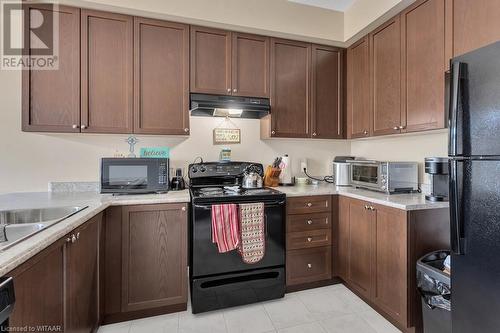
[350,161,418,194]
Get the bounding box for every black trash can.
[416,250,451,333]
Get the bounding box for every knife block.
[264,166,281,187]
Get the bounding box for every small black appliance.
[0,277,15,330]
[424,157,449,202]
[188,161,286,314]
[170,168,186,191]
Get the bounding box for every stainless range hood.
[190,93,270,119]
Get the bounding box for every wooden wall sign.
[213,128,241,144]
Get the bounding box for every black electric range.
[188,161,286,313]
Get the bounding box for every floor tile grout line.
[261,300,279,331]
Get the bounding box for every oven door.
[191,198,286,278]
[350,163,381,190]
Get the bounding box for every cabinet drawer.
[287,229,332,250]
[287,196,331,215]
[286,247,332,286]
[287,212,331,232]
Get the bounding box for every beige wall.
[57,0,345,45]
[350,131,449,185]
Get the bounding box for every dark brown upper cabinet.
[190,27,270,97]
[22,5,80,133]
[401,0,446,132]
[266,38,311,138]
[370,16,403,136]
[190,26,232,95]
[134,17,190,135]
[232,32,270,98]
[311,45,344,139]
[81,10,134,134]
[346,36,371,138]
[452,0,500,57]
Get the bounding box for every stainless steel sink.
[0,205,88,250]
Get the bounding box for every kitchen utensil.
[242,165,263,189]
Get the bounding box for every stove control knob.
[200,166,206,173]
[191,166,198,174]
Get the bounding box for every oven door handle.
[194,200,285,210]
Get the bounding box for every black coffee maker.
[425,157,449,202]
[170,168,186,191]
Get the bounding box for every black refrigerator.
[449,41,500,333]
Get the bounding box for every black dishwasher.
[0,277,15,331]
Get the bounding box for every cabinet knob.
[184,128,189,133]
[307,264,312,269]
[76,232,80,240]
[307,203,312,207]
[227,88,231,93]
[370,206,375,211]
[71,234,76,243]
[307,220,313,225]
[72,124,78,129]
[271,130,276,135]
[399,125,406,130]
[66,236,72,243]
[364,205,369,210]
[181,206,186,212]
[312,132,317,137]
[393,126,399,130]
[363,130,368,135]
[233,89,237,93]
[80,125,87,129]
[307,237,312,242]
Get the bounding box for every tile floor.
[98,284,402,333]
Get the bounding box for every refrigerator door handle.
[449,62,467,156]
[450,159,465,255]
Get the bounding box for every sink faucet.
[0,225,6,243]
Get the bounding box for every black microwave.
[100,158,169,194]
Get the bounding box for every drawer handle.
[307,237,312,242]
[307,220,313,225]
[307,203,312,207]
[307,264,312,269]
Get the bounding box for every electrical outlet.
[300,159,308,172]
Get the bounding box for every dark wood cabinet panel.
[122,204,188,312]
[81,10,133,133]
[22,5,80,133]
[401,0,446,132]
[190,26,231,95]
[9,239,66,330]
[311,45,344,139]
[67,213,101,333]
[346,199,373,299]
[232,33,270,98]
[133,17,189,135]
[337,196,349,281]
[371,205,408,327]
[370,17,403,136]
[287,212,331,233]
[453,0,500,57]
[287,195,331,215]
[287,229,332,250]
[286,247,332,286]
[269,38,311,138]
[347,37,371,138]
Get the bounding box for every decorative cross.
[126,136,139,157]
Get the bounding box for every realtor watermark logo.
[1,1,59,70]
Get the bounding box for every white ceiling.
[288,0,356,12]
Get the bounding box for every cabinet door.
[232,33,270,98]
[311,45,344,139]
[81,10,133,133]
[371,17,403,136]
[22,5,80,133]
[270,38,311,138]
[371,205,408,327]
[401,0,446,132]
[337,197,350,280]
[190,26,231,95]
[453,0,500,57]
[134,17,189,135]
[9,239,66,330]
[347,37,371,138]
[122,204,188,312]
[347,199,373,299]
[67,213,101,333]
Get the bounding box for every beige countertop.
[0,185,448,277]
[0,190,190,276]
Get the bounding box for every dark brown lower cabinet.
[337,196,449,332]
[103,203,188,324]
[8,213,102,332]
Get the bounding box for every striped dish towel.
[211,204,240,253]
[238,203,265,264]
